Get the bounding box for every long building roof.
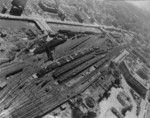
[119,61,147,99]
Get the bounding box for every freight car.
[0,62,25,78]
[53,54,94,78]
[57,48,93,65]
[95,49,108,55]
[58,30,78,38]
[94,56,108,69]
[36,62,59,78]
[36,48,94,78]
[0,79,7,90]
[57,55,105,83]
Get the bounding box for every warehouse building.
[10,0,28,16]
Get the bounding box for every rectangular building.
[119,61,147,99]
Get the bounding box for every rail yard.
[0,0,150,118]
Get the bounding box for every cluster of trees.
[61,0,150,45]
[91,0,150,45]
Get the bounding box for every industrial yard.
[0,0,150,118]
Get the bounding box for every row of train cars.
[0,31,115,90]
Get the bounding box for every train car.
[0,63,24,78]
[57,58,69,65]
[0,79,7,90]
[95,49,108,55]
[94,56,108,69]
[57,55,104,83]
[53,54,94,78]
[36,62,59,78]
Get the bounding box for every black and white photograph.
[0,0,150,118]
